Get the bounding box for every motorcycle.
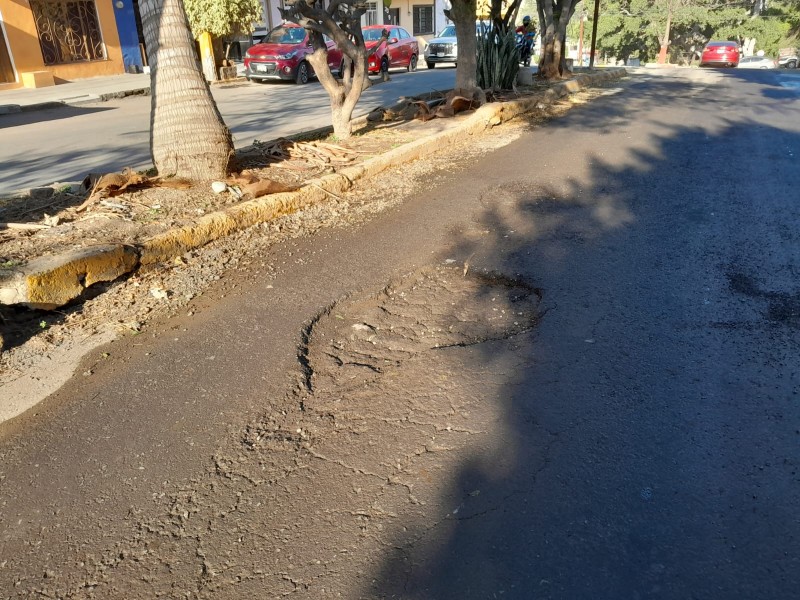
[516,31,536,67]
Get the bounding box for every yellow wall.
[0,0,124,90]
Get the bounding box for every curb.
[0,87,152,116]
[0,69,626,309]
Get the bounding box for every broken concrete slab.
[0,244,139,309]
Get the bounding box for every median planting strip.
[0,69,626,310]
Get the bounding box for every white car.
[424,25,459,69]
[737,55,776,69]
[423,22,490,70]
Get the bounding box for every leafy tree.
[595,0,800,63]
[280,0,388,139]
[183,0,263,41]
[139,0,233,180]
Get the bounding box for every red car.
[361,25,420,74]
[699,41,740,68]
[244,24,343,84]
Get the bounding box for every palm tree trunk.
[139,0,233,180]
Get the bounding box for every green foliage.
[594,0,800,62]
[184,0,263,38]
[477,28,520,89]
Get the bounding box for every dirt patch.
[0,81,617,421]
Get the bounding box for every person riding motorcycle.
[516,15,536,37]
[516,16,537,65]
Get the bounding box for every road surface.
[1,68,799,598]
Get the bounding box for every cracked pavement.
[2,69,800,598]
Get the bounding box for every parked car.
[423,22,495,69]
[699,41,740,68]
[737,55,776,69]
[244,24,343,84]
[778,48,798,69]
[361,25,419,74]
[424,24,459,69]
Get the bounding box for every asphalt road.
[0,66,456,194]
[1,68,800,598]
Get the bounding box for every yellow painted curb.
[0,244,138,309]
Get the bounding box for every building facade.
[252,0,448,47]
[0,0,128,90]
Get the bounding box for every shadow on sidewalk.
[0,104,115,130]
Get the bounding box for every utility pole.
[589,0,600,68]
[657,0,674,64]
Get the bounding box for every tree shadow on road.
[361,74,800,599]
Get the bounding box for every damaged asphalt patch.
[305,265,542,395]
[21,265,543,598]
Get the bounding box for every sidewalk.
[0,61,255,115]
[0,73,151,114]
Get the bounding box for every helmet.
[522,15,531,24]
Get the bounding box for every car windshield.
[363,28,387,41]
[438,25,456,37]
[262,26,306,44]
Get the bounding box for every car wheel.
[295,61,310,84]
[788,60,798,69]
[408,54,418,72]
[338,60,345,79]
[426,61,435,69]
[381,56,389,74]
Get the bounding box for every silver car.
[737,55,776,69]
[423,22,490,69]
[424,25,458,69]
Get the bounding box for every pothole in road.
[302,264,543,396]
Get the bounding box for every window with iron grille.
[412,5,433,35]
[29,0,106,65]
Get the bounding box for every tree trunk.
[139,0,233,180]
[657,7,672,64]
[447,0,478,91]
[537,0,574,80]
[305,43,369,139]
[330,95,351,138]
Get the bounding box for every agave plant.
[476,26,520,91]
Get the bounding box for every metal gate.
[29,0,106,65]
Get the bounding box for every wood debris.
[412,89,483,121]
[240,178,298,199]
[76,169,191,213]
[252,138,363,169]
[0,222,51,231]
[224,170,300,199]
